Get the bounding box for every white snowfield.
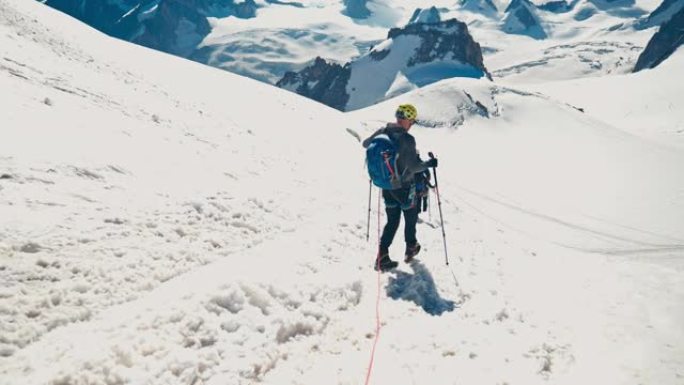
[526,52,684,150]
[1,1,683,385]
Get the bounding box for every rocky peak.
[503,0,547,39]
[387,19,489,74]
[276,57,351,111]
[408,7,442,24]
[223,0,258,18]
[634,6,684,71]
[461,0,499,16]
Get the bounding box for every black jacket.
[362,124,431,187]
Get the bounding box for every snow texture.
[1,0,684,385]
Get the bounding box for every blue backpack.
[366,134,400,190]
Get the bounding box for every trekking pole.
[366,179,372,242]
[428,187,433,223]
[428,152,450,266]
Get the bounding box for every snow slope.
[350,75,684,384]
[1,0,362,370]
[528,47,684,149]
[351,75,684,262]
[2,0,684,384]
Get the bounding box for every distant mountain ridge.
[40,0,258,56]
[35,0,684,105]
[276,19,490,111]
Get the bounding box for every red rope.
[364,191,383,385]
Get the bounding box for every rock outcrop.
[276,57,352,111]
[132,0,212,56]
[408,7,442,24]
[387,19,488,72]
[461,0,499,17]
[502,0,547,39]
[636,0,684,29]
[634,7,684,71]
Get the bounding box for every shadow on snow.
[386,262,455,316]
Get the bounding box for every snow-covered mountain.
[2,0,684,384]
[276,19,490,111]
[502,0,548,39]
[36,0,678,105]
[461,0,500,16]
[408,6,443,24]
[634,6,684,70]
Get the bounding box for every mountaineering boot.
[374,252,398,272]
[404,242,421,263]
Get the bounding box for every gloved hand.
[426,157,438,168]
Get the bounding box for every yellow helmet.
[395,104,418,121]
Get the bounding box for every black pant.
[379,187,418,254]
